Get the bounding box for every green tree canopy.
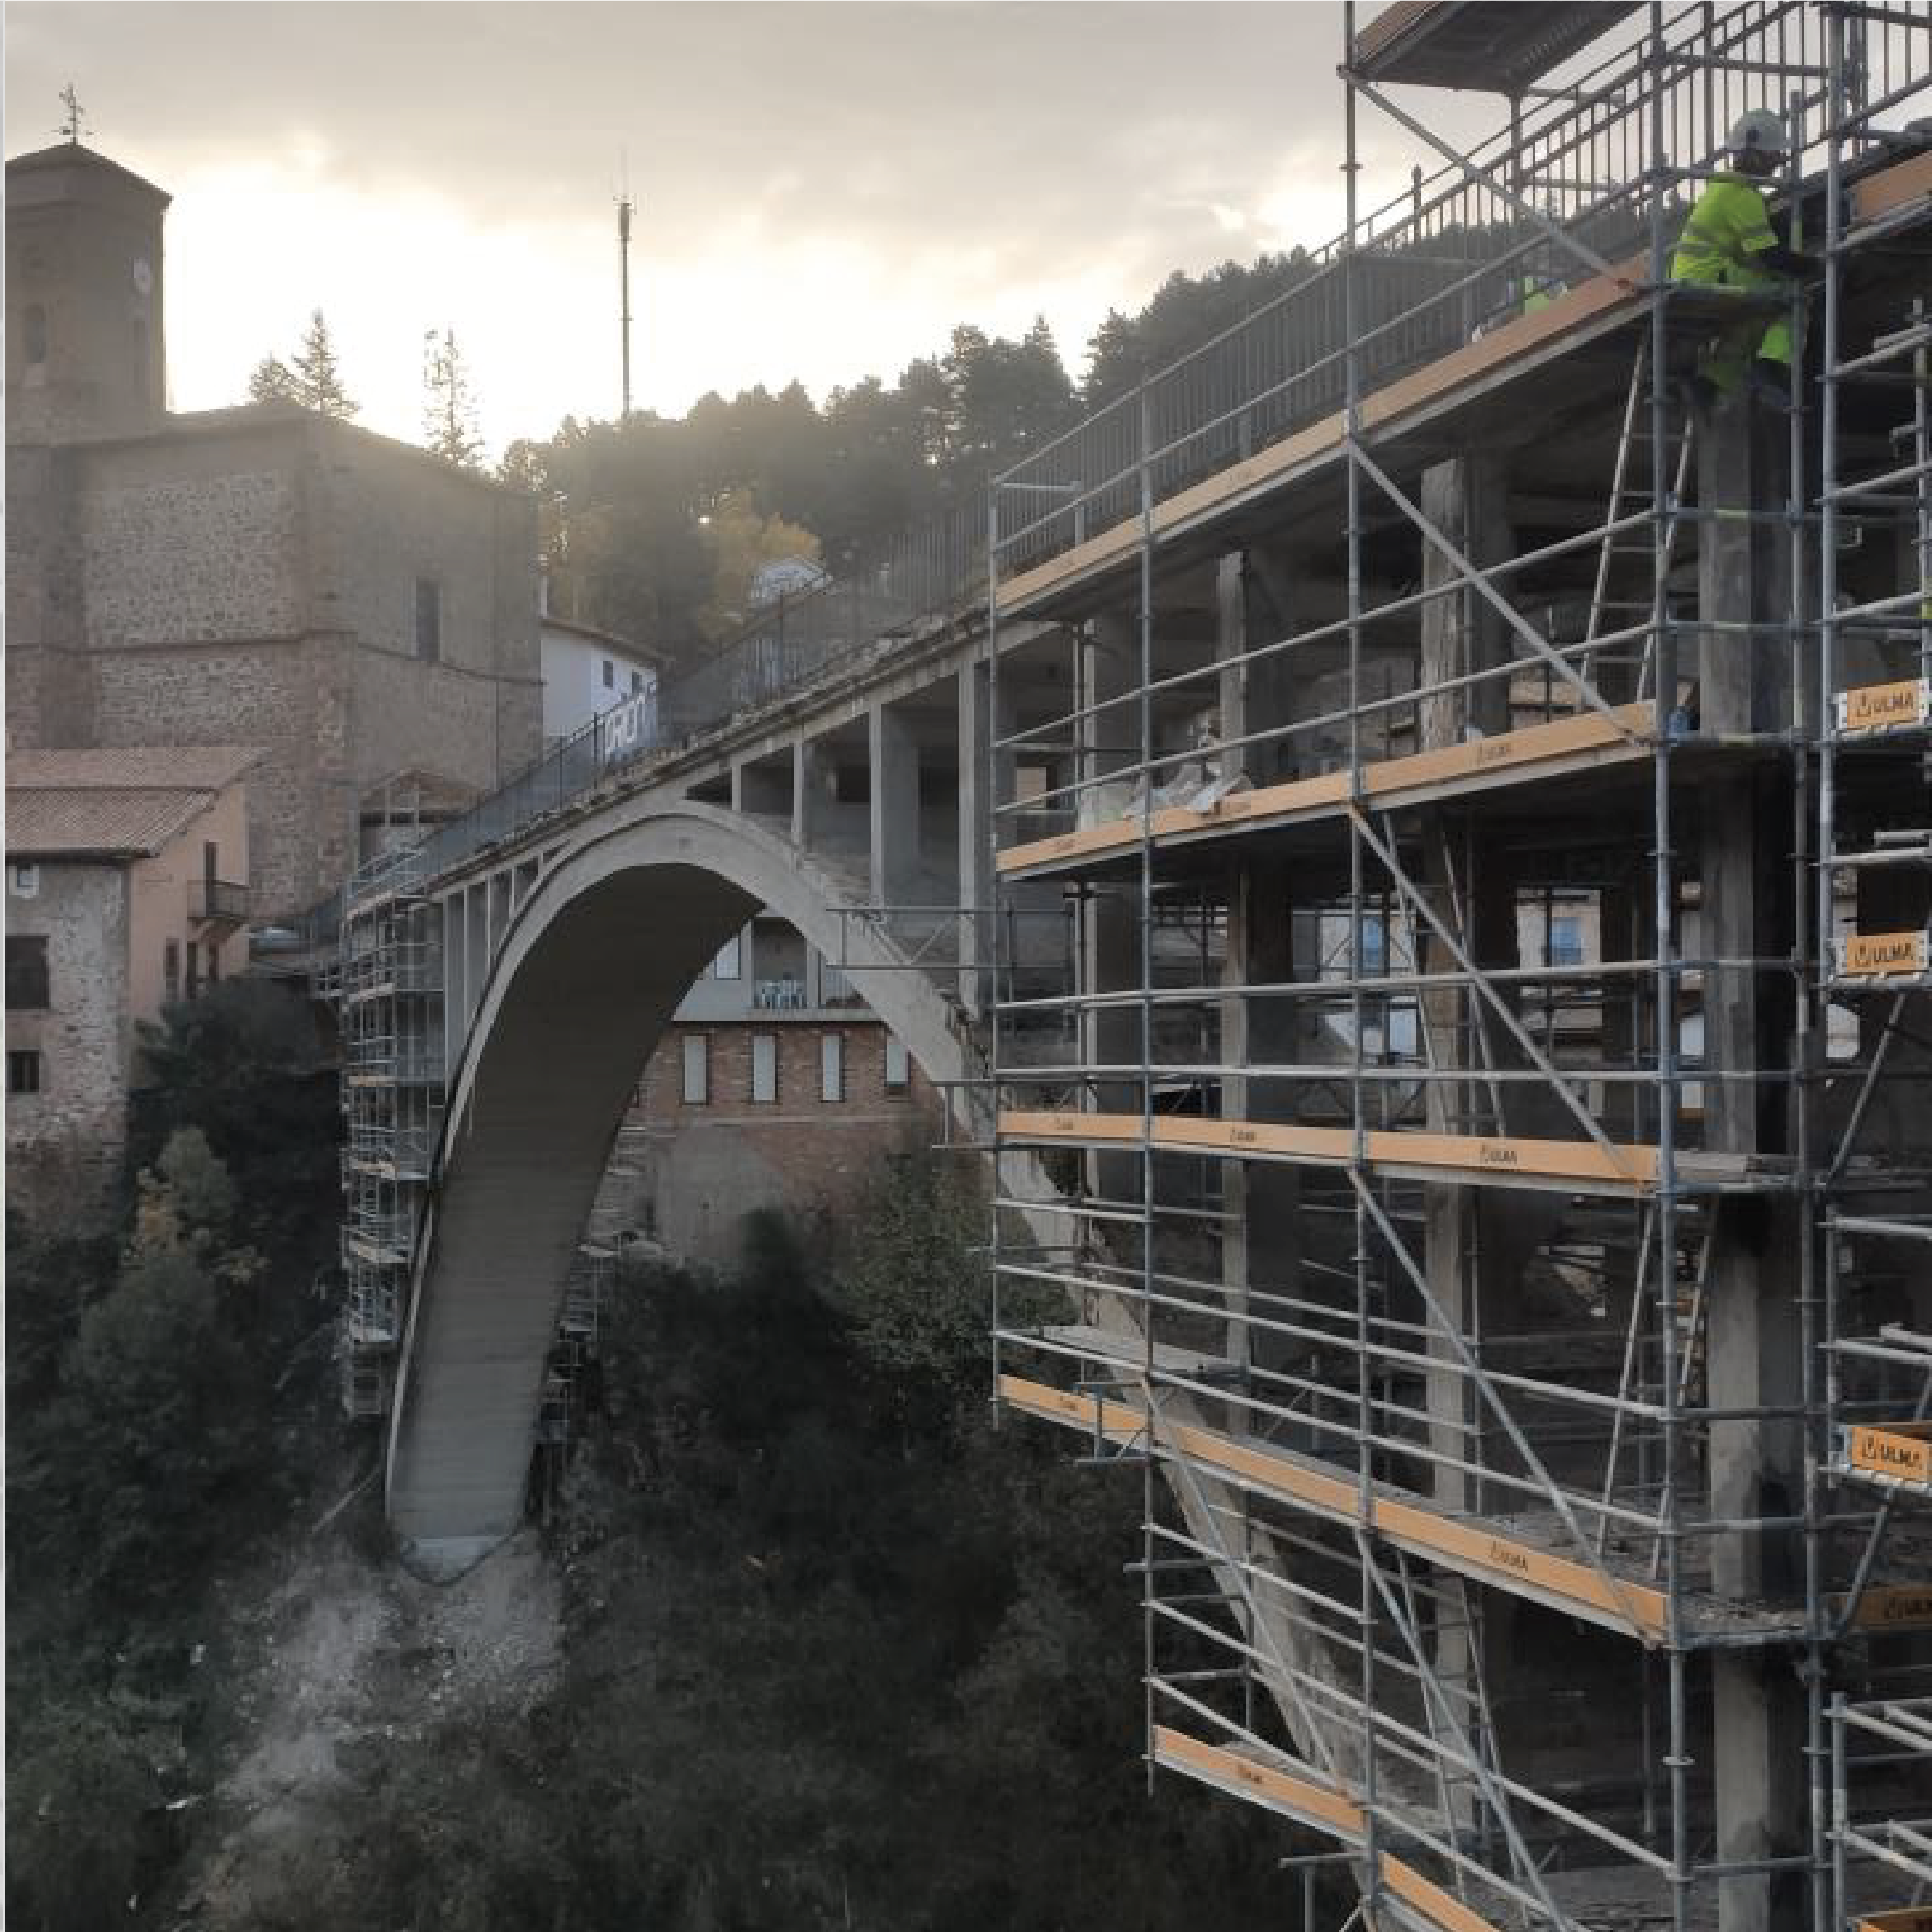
[246,353,300,405]
[292,306,358,418]
[130,978,337,1256]
[247,307,360,418]
[421,324,484,469]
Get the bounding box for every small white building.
[539,610,669,746]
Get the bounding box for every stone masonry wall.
[8,413,537,912]
[80,468,302,647]
[351,643,533,820]
[330,450,518,675]
[5,861,130,1226]
[89,639,351,918]
[5,442,90,748]
[331,441,542,807]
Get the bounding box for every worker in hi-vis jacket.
[1671,106,1818,400]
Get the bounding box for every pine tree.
[421,326,483,469]
[246,354,300,406]
[290,308,358,419]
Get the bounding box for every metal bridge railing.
[990,0,1926,579]
[413,497,987,884]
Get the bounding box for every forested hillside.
[505,247,1314,662]
[6,988,1310,1931]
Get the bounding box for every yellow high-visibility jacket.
[1671,173,1779,288]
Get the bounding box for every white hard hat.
[1729,107,1789,155]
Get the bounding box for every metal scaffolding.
[988,7,1930,1931]
[332,842,617,1448]
[337,845,444,1414]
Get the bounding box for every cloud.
[7,3,1504,452]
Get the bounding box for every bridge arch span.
[385,801,970,1576]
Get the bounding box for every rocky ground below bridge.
[173,1523,561,1929]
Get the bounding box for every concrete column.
[793,735,829,853]
[868,700,920,909]
[1600,875,1641,1143]
[1214,553,1301,1396]
[1414,453,1523,1517]
[1217,548,1296,785]
[1420,453,1512,747]
[442,893,466,1076]
[1082,613,1142,1205]
[1418,817,1533,1521]
[1853,863,1932,1150]
[463,886,488,1035]
[1694,392,1805,1932]
[1220,854,1301,1401]
[487,868,513,971]
[1407,456,1535,1830]
[959,663,995,1015]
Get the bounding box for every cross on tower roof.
[58,81,88,145]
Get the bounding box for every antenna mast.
[616,160,634,420]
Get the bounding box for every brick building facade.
[584,915,943,1265]
[605,1019,939,1265]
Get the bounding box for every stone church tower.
[6,141,170,445]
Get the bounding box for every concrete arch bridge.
[348,700,1357,1860]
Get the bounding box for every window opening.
[415,578,443,662]
[6,936,50,1010]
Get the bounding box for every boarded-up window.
[751,1033,778,1104]
[681,1033,708,1105]
[6,936,49,1010]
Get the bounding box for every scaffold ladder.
[1585,337,1694,695]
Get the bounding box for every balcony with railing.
[188,877,251,927]
[752,976,809,1012]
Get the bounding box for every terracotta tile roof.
[7,745,263,792]
[5,745,263,859]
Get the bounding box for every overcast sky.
[6,3,1503,458]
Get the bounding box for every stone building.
[4,140,542,919]
[5,745,261,1217]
